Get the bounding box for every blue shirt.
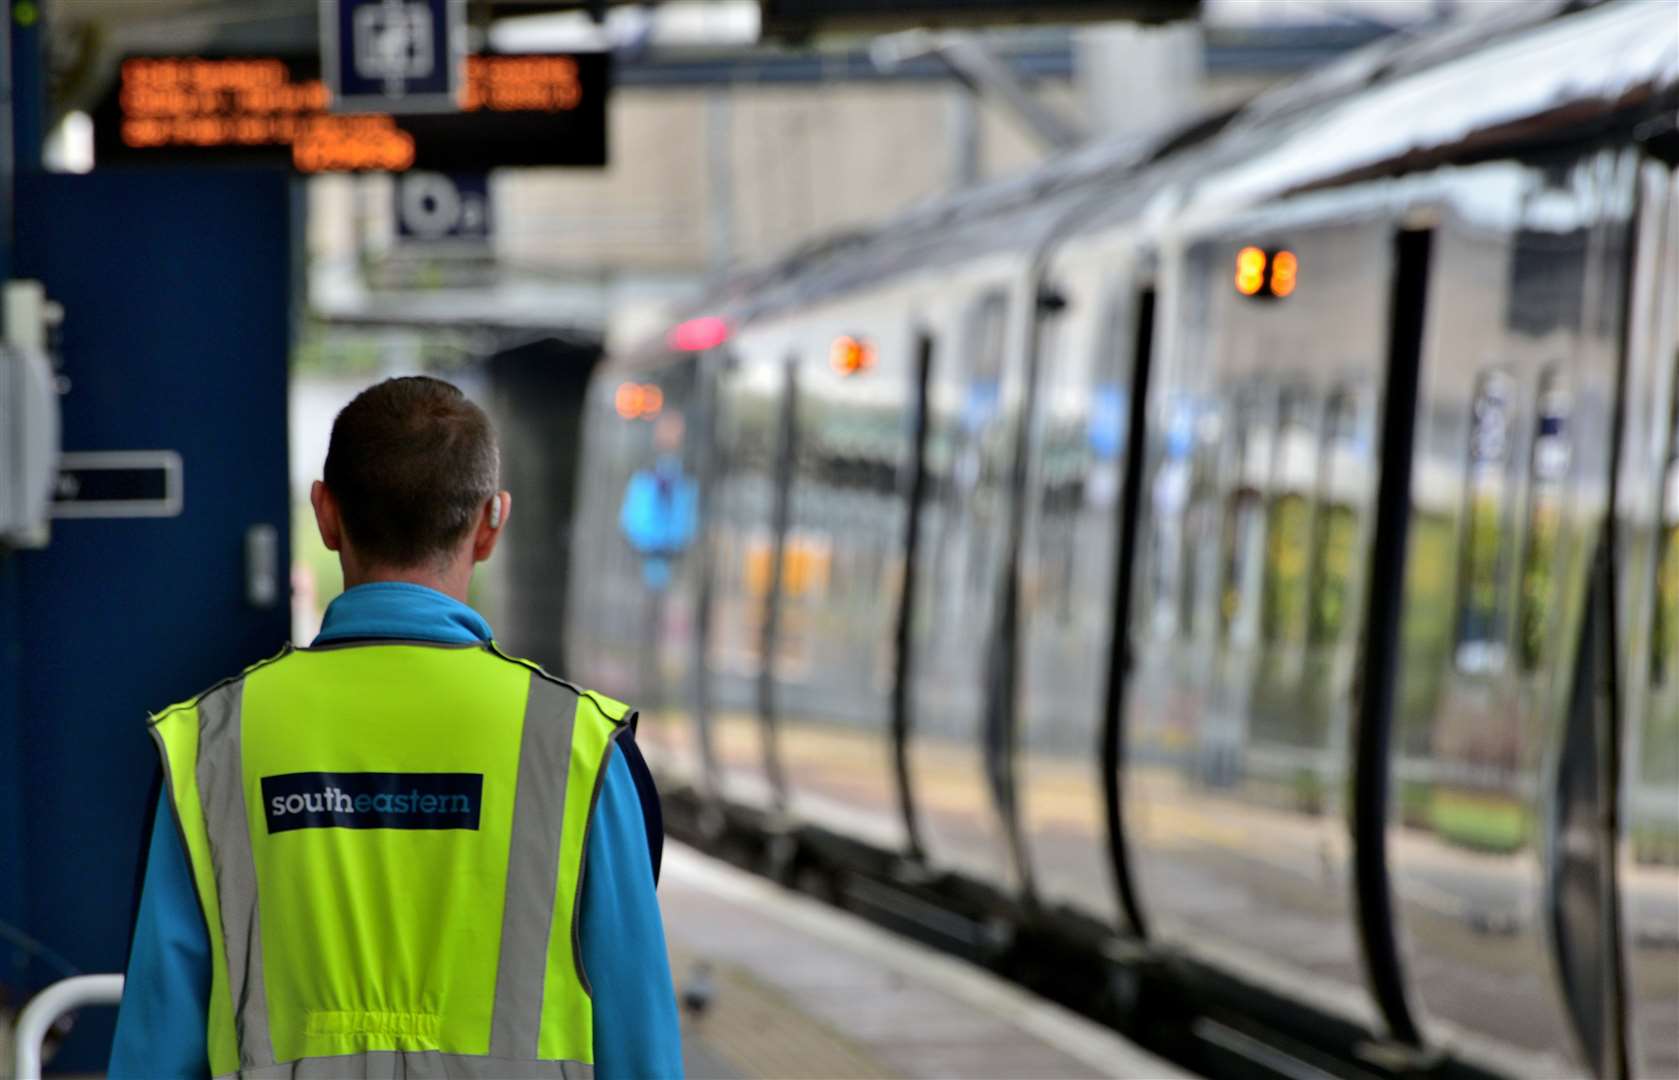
[110,582,683,1079]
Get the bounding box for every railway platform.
[661,844,1191,1080]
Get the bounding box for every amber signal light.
[616,382,664,420]
[1271,250,1299,298]
[1234,246,1299,300]
[831,335,877,376]
[1235,246,1267,297]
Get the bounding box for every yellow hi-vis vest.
[147,640,632,1080]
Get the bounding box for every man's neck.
[342,564,471,604]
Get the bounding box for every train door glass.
[1018,275,1133,921]
[1303,381,1371,815]
[1263,385,1316,653]
[1655,384,1679,688]
[1219,385,1270,649]
[908,287,1020,882]
[1143,398,1193,641]
[1518,367,1571,672]
[1454,368,1516,676]
[1177,405,1222,643]
[1308,385,1371,651]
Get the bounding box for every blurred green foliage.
[1655,524,1678,685]
[1429,789,1529,854]
[1518,500,1561,671]
[1263,493,1311,647]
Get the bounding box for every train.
[561,3,1679,1077]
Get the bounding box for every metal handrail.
[10,973,123,1080]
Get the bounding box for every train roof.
[635,0,1678,363]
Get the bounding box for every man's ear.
[311,480,343,552]
[473,491,511,563]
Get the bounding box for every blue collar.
[313,582,494,646]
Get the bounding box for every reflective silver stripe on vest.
[488,674,580,1058]
[221,1051,595,1079]
[197,679,278,1069]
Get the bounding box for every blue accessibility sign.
[321,0,464,113]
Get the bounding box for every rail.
[10,973,123,1080]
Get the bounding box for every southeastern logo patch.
[261,772,483,833]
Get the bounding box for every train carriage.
[566,4,1679,1076]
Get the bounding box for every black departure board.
[91,52,609,172]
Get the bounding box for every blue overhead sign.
[322,0,464,113]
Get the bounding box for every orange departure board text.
[93,53,608,172]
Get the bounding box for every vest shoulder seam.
[484,642,631,728]
[146,644,294,727]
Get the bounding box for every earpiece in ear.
[489,496,503,529]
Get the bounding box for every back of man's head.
[323,376,499,569]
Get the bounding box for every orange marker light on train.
[831,335,876,376]
[1235,246,1267,297]
[615,382,665,420]
[1271,250,1299,298]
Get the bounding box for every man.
[110,376,683,1079]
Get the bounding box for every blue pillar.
[0,0,25,1003]
[0,560,22,996]
[8,0,42,174]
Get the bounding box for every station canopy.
[758,0,1199,37]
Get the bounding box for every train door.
[570,357,710,792]
[700,346,793,813]
[753,355,799,813]
[1383,150,1640,1078]
[892,330,936,861]
[1618,148,1679,1080]
[769,315,921,856]
[906,282,1029,886]
[1014,246,1147,929]
[1122,219,1394,1029]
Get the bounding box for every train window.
[1455,369,1517,675]
[1147,401,1194,640]
[1308,386,1366,647]
[1178,410,1220,642]
[1262,386,1315,648]
[1655,374,1679,687]
[1517,368,1572,672]
[1088,299,1130,480]
[953,291,1009,600]
[967,291,1008,388]
[1219,388,1269,646]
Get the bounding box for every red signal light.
[666,315,731,353]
